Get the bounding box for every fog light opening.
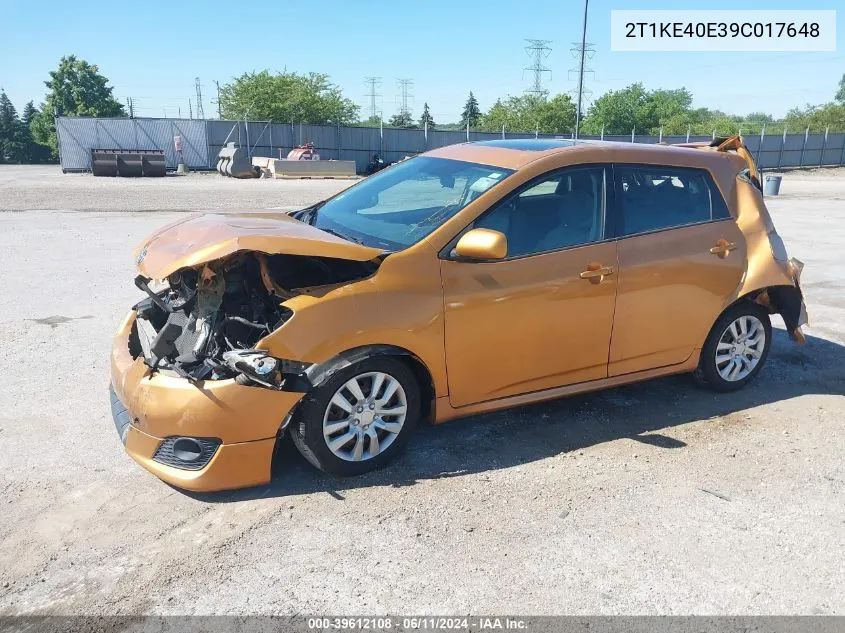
[172,437,203,463]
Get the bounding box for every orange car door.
[608,164,747,376]
[441,165,618,408]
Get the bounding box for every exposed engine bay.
[128,251,380,386]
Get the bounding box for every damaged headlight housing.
[221,350,311,389]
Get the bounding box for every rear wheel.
[695,302,772,392]
[290,357,420,476]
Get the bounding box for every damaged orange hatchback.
[110,136,808,491]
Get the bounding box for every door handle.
[710,239,737,258]
[580,264,615,283]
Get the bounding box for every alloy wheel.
[715,315,766,382]
[322,371,407,462]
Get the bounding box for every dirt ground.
[0,165,842,615]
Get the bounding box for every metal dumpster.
[91,149,166,177]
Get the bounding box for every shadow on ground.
[190,331,845,503]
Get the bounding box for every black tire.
[290,356,420,476]
[694,301,772,392]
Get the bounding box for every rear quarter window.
[616,165,730,236]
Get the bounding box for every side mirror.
[454,228,508,260]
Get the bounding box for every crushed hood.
[134,212,384,279]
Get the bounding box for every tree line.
[2,55,844,164]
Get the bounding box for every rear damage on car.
[683,135,809,341]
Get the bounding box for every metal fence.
[56,116,845,174]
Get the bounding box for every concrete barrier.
[253,158,358,179]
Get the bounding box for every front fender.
[257,246,448,397]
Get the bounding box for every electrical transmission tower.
[364,77,382,120]
[194,78,205,120]
[568,41,595,114]
[524,39,552,98]
[396,78,413,117]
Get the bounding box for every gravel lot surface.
[0,166,843,615]
[0,165,352,212]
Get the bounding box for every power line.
[364,77,382,120]
[524,39,552,98]
[194,78,205,120]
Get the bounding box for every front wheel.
[695,302,772,392]
[290,357,420,476]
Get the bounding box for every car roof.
[425,138,741,172]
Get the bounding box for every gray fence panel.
[56,116,209,170]
[427,130,463,149]
[743,136,761,153]
[169,119,210,168]
[339,127,382,172]
[136,118,177,168]
[56,117,98,170]
[57,116,845,173]
[804,134,824,150]
[96,119,136,150]
[207,121,240,146]
[822,134,845,165]
[780,133,805,167]
[759,151,780,170]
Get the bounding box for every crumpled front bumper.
[110,311,306,492]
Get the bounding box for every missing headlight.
[221,350,311,390]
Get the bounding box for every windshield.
[300,156,513,251]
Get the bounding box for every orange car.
[110,136,807,491]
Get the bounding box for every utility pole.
[194,77,205,120]
[573,0,592,139]
[125,97,134,118]
[213,80,222,118]
[364,77,382,121]
[188,99,193,120]
[524,39,552,99]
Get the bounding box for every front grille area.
[152,436,221,471]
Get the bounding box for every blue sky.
[1,0,842,122]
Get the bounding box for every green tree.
[30,55,125,157]
[784,103,845,132]
[219,70,358,124]
[581,83,694,134]
[356,115,382,127]
[836,74,845,105]
[460,92,481,128]
[419,102,435,129]
[21,101,51,163]
[478,93,576,134]
[388,110,415,128]
[0,90,26,163]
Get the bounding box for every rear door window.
[614,165,730,237]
